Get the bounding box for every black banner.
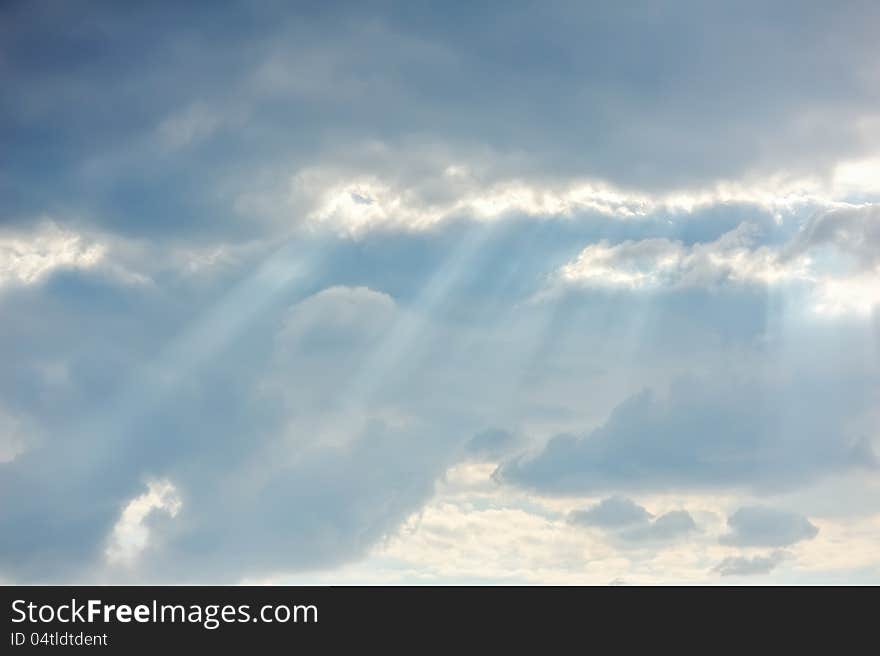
[0,585,870,651]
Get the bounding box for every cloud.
[0,222,106,288]
[618,510,697,544]
[134,417,453,582]
[784,205,880,315]
[156,103,225,150]
[498,375,877,495]
[0,211,876,583]
[275,285,397,354]
[557,223,807,290]
[568,496,653,528]
[464,428,520,462]
[713,551,789,577]
[0,405,28,463]
[2,2,880,585]
[569,496,697,546]
[787,205,880,268]
[720,506,819,548]
[811,271,880,317]
[105,479,182,566]
[5,3,880,239]
[552,212,880,316]
[0,279,461,583]
[283,166,862,235]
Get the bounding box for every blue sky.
[1,0,879,584]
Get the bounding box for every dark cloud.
[786,205,880,269]
[720,507,819,548]
[618,510,697,544]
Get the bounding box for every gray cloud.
[569,496,697,546]
[135,418,452,582]
[464,428,520,462]
[4,1,880,237]
[786,205,880,269]
[720,506,819,548]
[618,510,697,544]
[569,496,653,528]
[714,551,789,577]
[1,211,877,583]
[0,279,462,582]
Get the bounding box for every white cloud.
[303,460,861,584]
[5,2,880,586]
[812,270,880,316]
[0,221,105,288]
[236,152,879,236]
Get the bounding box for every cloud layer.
[1,1,879,584]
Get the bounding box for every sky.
[1,0,879,584]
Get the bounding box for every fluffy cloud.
[720,507,819,548]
